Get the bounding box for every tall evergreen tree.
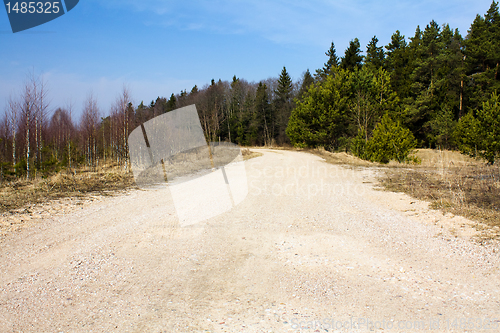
[251,82,272,145]
[485,0,500,74]
[238,90,255,145]
[365,36,385,70]
[154,96,168,114]
[464,1,500,110]
[274,67,294,144]
[276,67,293,101]
[229,76,243,115]
[435,26,464,118]
[287,68,353,149]
[385,30,410,98]
[315,42,340,80]
[341,38,363,71]
[406,21,444,145]
[166,93,177,112]
[298,69,315,101]
[455,91,500,163]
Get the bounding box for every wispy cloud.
[95,0,493,51]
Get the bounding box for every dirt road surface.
[1,149,499,332]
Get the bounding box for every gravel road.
[1,149,499,332]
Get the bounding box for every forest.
[1,1,500,180]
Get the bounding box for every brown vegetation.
[0,164,135,214]
[380,150,500,233]
[1,148,262,215]
[241,148,264,160]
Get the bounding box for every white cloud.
[95,0,493,49]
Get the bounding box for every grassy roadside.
[0,164,136,214]
[312,148,500,239]
[0,148,263,215]
[380,150,500,234]
[241,148,264,160]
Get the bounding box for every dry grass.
[1,148,263,214]
[309,147,380,167]
[380,149,500,232]
[0,164,135,214]
[241,148,264,160]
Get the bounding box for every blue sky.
[0,0,494,121]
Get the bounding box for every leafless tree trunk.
[352,91,373,142]
[81,92,100,171]
[7,96,18,173]
[21,78,35,179]
[17,72,50,179]
[67,103,73,170]
[110,87,132,169]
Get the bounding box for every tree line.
[0,70,297,180]
[289,1,500,163]
[1,1,500,180]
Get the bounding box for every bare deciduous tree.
[16,71,50,178]
[81,92,100,170]
[110,87,133,168]
[6,95,19,173]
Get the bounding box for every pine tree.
[433,26,465,122]
[385,30,410,98]
[365,36,385,70]
[298,69,314,101]
[225,76,244,143]
[315,42,340,80]
[350,66,398,142]
[466,14,488,74]
[166,93,177,112]
[474,91,500,163]
[276,67,293,102]
[252,82,272,146]
[238,90,255,145]
[287,68,353,149]
[178,89,188,107]
[407,21,442,144]
[274,67,294,144]
[464,1,500,110]
[341,38,363,71]
[454,112,481,158]
[351,128,368,159]
[429,107,457,149]
[153,97,167,115]
[485,0,500,74]
[454,91,500,163]
[229,76,243,116]
[365,113,417,163]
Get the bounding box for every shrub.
[351,129,367,159]
[365,113,417,163]
[454,112,481,158]
[454,92,500,164]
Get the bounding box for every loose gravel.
[0,149,499,332]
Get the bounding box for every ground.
[0,149,499,332]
